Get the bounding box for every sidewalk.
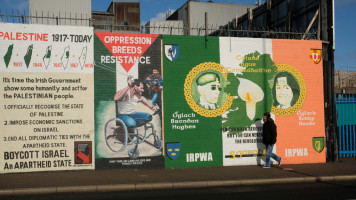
[1,158,356,196]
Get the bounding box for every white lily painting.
[237,78,264,120]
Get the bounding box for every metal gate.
[336,94,356,157]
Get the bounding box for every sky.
[0,0,355,71]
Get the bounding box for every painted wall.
[94,32,164,169]
[163,35,222,168]
[0,23,326,173]
[0,23,94,173]
[272,39,325,164]
[163,36,325,168]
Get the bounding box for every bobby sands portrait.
[272,71,300,109]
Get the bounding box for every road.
[4,181,356,200]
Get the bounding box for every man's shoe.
[262,165,270,168]
[278,158,282,166]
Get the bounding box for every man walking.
[262,112,282,168]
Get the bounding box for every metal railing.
[0,9,91,26]
[210,26,318,40]
[336,94,356,158]
[0,9,317,40]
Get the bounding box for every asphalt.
[1,158,356,196]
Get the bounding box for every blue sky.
[0,0,355,70]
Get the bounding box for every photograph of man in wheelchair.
[114,75,159,128]
[103,75,162,159]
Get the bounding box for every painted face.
[153,69,159,75]
[134,82,144,95]
[276,77,293,108]
[198,80,221,104]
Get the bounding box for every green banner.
[163,35,223,168]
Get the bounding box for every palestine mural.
[0,23,94,173]
[163,36,325,169]
[94,33,164,169]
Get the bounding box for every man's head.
[152,68,159,76]
[196,72,221,105]
[263,112,271,122]
[127,75,143,90]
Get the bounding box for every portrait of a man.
[195,72,222,110]
[184,62,233,117]
[272,71,300,109]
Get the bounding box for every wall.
[0,23,94,173]
[335,71,356,88]
[92,12,114,32]
[94,32,163,169]
[163,36,325,168]
[212,0,320,38]
[0,23,326,173]
[188,2,256,35]
[166,2,255,35]
[29,0,91,26]
[146,20,184,35]
[112,1,140,27]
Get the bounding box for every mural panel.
[0,23,94,173]
[94,33,164,169]
[163,36,325,168]
[163,35,223,168]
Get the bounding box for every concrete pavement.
[1,158,356,196]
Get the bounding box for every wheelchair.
[104,101,163,159]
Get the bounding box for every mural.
[271,39,325,164]
[163,35,223,168]
[0,23,94,173]
[0,24,326,173]
[163,36,325,168]
[94,33,164,169]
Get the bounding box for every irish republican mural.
[163,36,325,169]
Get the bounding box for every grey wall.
[188,2,256,35]
[146,20,184,35]
[29,0,91,26]
[178,3,188,35]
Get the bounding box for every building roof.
[92,11,114,16]
[167,0,255,20]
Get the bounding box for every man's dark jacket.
[262,118,277,145]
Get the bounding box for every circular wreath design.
[184,62,234,117]
[271,64,306,116]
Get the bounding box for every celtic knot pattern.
[184,62,234,118]
[271,64,306,116]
